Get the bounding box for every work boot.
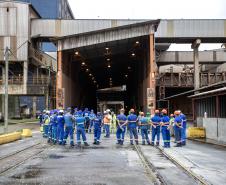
[93,140,97,145]
[120,140,124,145]
[116,140,121,145]
[96,141,100,145]
[142,141,145,145]
[136,141,139,145]
[84,142,89,146]
[156,142,159,146]
[130,142,134,145]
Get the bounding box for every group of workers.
[39,107,187,148]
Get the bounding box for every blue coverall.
[63,113,75,146]
[93,116,102,144]
[151,114,161,145]
[139,117,151,145]
[89,112,96,133]
[161,115,171,148]
[75,115,88,145]
[57,114,65,144]
[51,114,58,144]
[116,114,127,145]
[174,115,183,147]
[180,113,187,145]
[127,113,138,145]
[83,110,90,133]
[43,114,49,138]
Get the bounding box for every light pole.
[4,47,9,133]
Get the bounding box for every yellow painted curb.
[0,132,22,145]
[21,129,32,137]
[187,127,206,138]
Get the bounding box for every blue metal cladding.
[9,0,74,19]
[17,0,59,19]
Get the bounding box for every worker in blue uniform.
[83,108,90,133]
[57,110,65,145]
[75,110,89,147]
[179,110,187,146]
[150,110,161,146]
[89,109,96,133]
[126,109,138,145]
[116,109,127,145]
[174,111,183,147]
[43,110,50,138]
[161,109,171,148]
[47,110,54,143]
[51,110,58,144]
[93,112,102,145]
[74,108,78,117]
[63,108,75,147]
[139,112,151,145]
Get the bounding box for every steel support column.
[56,51,63,109]
[192,39,201,91]
[147,34,156,115]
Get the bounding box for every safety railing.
[29,46,57,72]
[157,72,226,88]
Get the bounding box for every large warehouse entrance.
[56,21,159,114]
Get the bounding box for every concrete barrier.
[218,119,226,143]
[0,132,21,145]
[21,129,32,137]
[203,118,218,140]
[187,127,206,138]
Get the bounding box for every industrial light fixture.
[135,41,139,44]
[82,62,85,66]
[128,66,131,70]
[131,53,135,57]
[107,58,110,61]
[75,51,79,55]
[125,74,128,78]
[86,68,89,72]
[89,73,92,76]
[107,64,111,68]
[105,47,109,50]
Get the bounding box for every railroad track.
[134,144,166,185]
[0,142,48,176]
[134,143,210,185]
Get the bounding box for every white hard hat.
[104,111,107,114]
[46,110,50,114]
[106,109,111,112]
[59,110,64,113]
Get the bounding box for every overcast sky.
[68,0,225,51]
[68,0,226,19]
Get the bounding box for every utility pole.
[4,47,9,133]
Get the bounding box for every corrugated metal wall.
[219,95,226,118]
[0,2,29,61]
[195,97,216,118]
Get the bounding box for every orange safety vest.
[104,115,111,125]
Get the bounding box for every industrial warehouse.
[0,0,226,185]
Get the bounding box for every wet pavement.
[158,140,226,185]
[0,133,154,185]
[0,128,226,185]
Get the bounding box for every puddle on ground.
[11,169,42,179]
[48,154,65,159]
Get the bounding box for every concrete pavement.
[0,128,226,185]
